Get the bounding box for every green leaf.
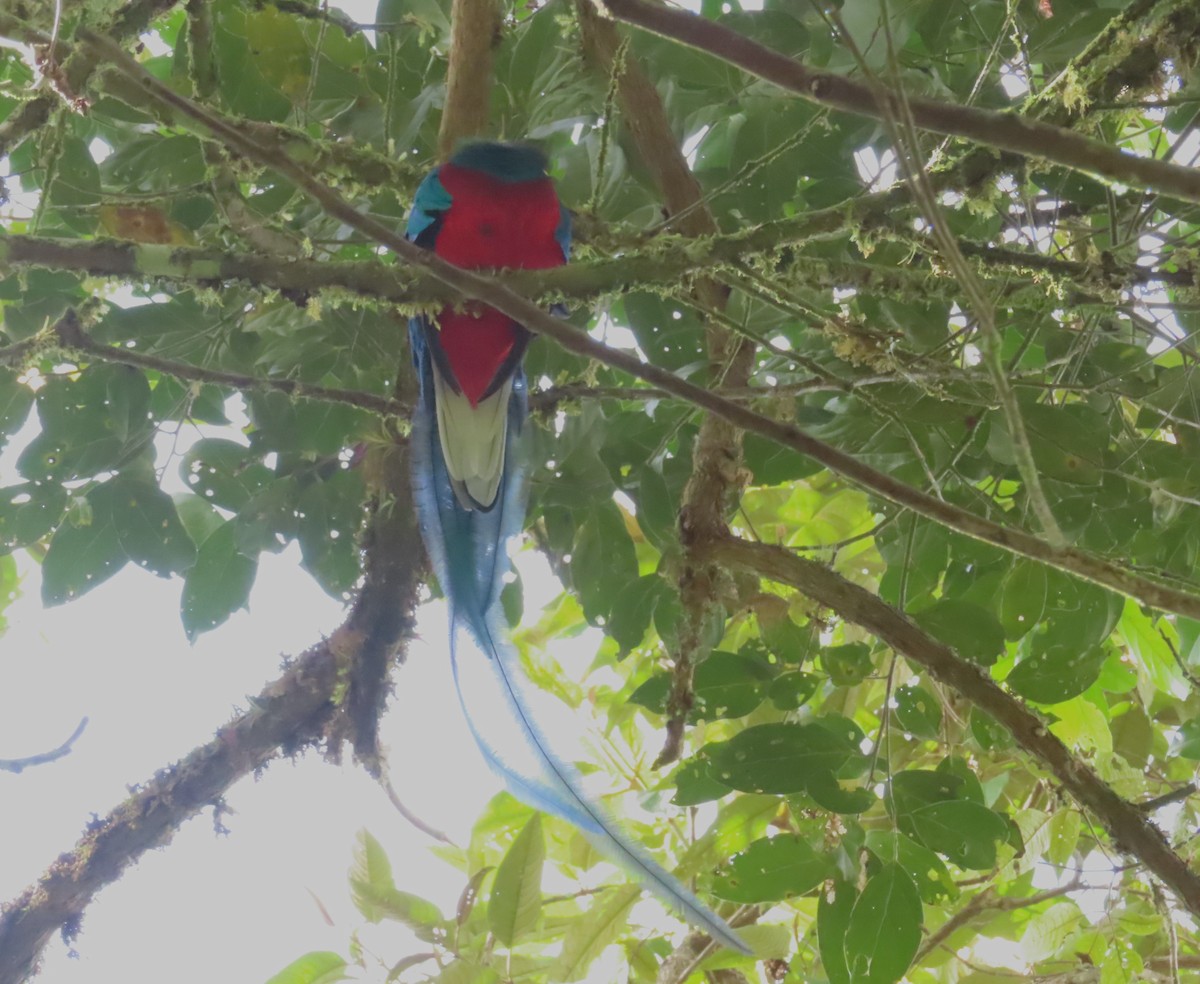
[349,830,443,940]
[1047,809,1081,866]
[888,771,1009,869]
[431,964,498,984]
[572,501,638,624]
[173,494,227,547]
[758,608,818,664]
[864,831,956,905]
[0,368,34,447]
[819,880,856,984]
[969,708,1013,751]
[706,722,857,794]
[2,269,85,340]
[824,643,873,685]
[1000,560,1048,640]
[1118,600,1188,697]
[100,475,196,577]
[634,464,677,549]
[806,769,876,814]
[844,863,922,984]
[671,757,732,806]
[1021,901,1082,963]
[1111,703,1154,768]
[263,952,347,984]
[0,483,67,552]
[296,469,364,599]
[20,365,153,482]
[1174,718,1200,759]
[1005,644,1108,704]
[743,431,822,485]
[180,520,257,640]
[1020,402,1107,485]
[768,670,820,710]
[907,801,1009,869]
[629,650,774,721]
[1047,696,1112,755]
[893,685,941,739]
[42,492,126,604]
[246,391,371,455]
[552,884,639,981]
[607,574,668,656]
[180,438,273,511]
[912,599,1005,666]
[0,554,21,633]
[52,136,101,206]
[488,814,544,946]
[500,571,523,627]
[1041,575,1123,654]
[711,834,834,903]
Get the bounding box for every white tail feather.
[432,363,512,510]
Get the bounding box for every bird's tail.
[448,603,750,955]
[409,328,749,954]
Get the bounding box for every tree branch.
[913,878,1084,966]
[0,0,178,159]
[55,312,404,416]
[438,0,499,157]
[1,228,1190,325]
[76,26,1200,626]
[578,0,754,769]
[701,533,1200,918]
[248,0,362,37]
[0,718,87,775]
[0,418,424,984]
[0,644,340,982]
[597,0,1200,205]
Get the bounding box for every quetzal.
[406,142,748,954]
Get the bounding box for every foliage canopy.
[2,0,1200,982]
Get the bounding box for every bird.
[406,141,749,955]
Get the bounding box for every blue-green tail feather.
[409,319,748,954]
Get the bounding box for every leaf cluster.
[2,0,1200,982]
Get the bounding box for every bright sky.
[5,0,1187,979]
[0,2,714,978]
[0,382,520,983]
[2,9,493,980]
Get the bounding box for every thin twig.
[704,533,1200,918]
[0,717,88,774]
[598,0,1200,205]
[43,311,406,418]
[76,26,1200,625]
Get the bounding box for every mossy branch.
[703,532,1200,919]
[598,0,1200,205]
[77,24,1200,625]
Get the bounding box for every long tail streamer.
[409,322,749,954]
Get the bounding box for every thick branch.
[45,311,404,417]
[78,27,1200,623]
[0,0,178,159]
[0,642,339,983]
[578,0,753,767]
[702,533,1200,917]
[598,0,1200,205]
[3,224,1186,329]
[0,433,423,984]
[438,0,499,157]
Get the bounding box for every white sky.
[0,386,519,981]
[5,0,1180,978]
[0,3,712,978]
